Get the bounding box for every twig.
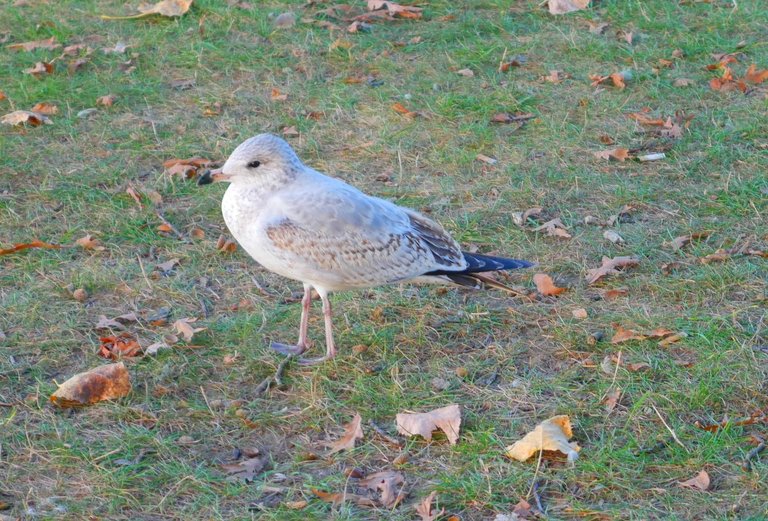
[652,404,688,452]
[497,46,508,73]
[255,355,294,396]
[250,276,276,299]
[156,211,189,243]
[368,419,404,447]
[136,255,153,291]
[742,439,766,472]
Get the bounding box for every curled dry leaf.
[590,72,627,89]
[505,415,580,463]
[155,257,180,274]
[586,256,639,285]
[603,230,624,244]
[611,325,646,344]
[359,470,406,508]
[456,68,474,77]
[700,250,730,264]
[678,470,710,491]
[326,413,364,454]
[173,317,206,342]
[475,153,497,165]
[96,94,117,107]
[101,0,193,19]
[603,387,621,412]
[312,488,377,508]
[6,37,60,52]
[221,456,268,482]
[490,112,536,125]
[512,207,543,226]
[216,234,238,253]
[543,70,570,83]
[673,78,695,87]
[76,234,105,251]
[533,273,566,296]
[99,333,143,360]
[415,491,444,521]
[29,102,58,115]
[744,64,768,84]
[1,110,52,127]
[593,148,630,161]
[396,404,461,445]
[392,102,418,118]
[24,61,54,77]
[282,125,299,137]
[548,0,589,15]
[0,240,60,255]
[50,362,131,407]
[366,0,422,19]
[665,231,710,250]
[270,88,288,102]
[533,218,571,239]
[572,308,588,319]
[163,157,212,179]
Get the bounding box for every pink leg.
[298,288,337,365]
[270,284,312,356]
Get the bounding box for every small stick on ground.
[156,211,189,243]
[255,355,294,396]
[742,438,766,472]
[652,404,688,452]
[531,480,545,513]
[368,419,404,447]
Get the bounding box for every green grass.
[1,0,767,519]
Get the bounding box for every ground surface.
[1,0,767,519]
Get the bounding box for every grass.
[1,0,767,519]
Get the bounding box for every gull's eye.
[247,160,261,168]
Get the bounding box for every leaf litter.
[50,362,132,407]
[505,415,580,463]
[325,412,364,454]
[396,404,461,445]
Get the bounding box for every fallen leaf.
[6,36,60,52]
[611,325,646,344]
[533,273,566,296]
[96,94,117,107]
[590,72,627,89]
[163,157,212,179]
[678,470,710,491]
[543,70,570,83]
[125,186,143,209]
[658,332,687,347]
[396,404,461,445]
[593,148,630,161]
[366,0,422,19]
[221,456,268,482]
[50,362,132,407]
[24,61,54,77]
[312,489,377,508]
[666,231,710,250]
[491,112,536,124]
[190,227,205,239]
[76,234,105,251]
[392,102,417,118]
[0,240,60,255]
[588,21,609,35]
[533,218,571,239]
[95,315,126,331]
[673,78,695,87]
[415,491,444,521]
[101,0,193,19]
[1,110,53,127]
[274,11,296,28]
[102,41,128,54]
[72,288,88,302]
[326,413,364,454]
[359,470,406,508]
[548,0,589,15]
[173,317,206,342]
[155,257,180,274]
[744,64,768,84]
[603,288,629,300]
[29,102,58,115]
[216,234,237,253]
[475,153,497,165]
[647,328,675,339]
[624,361,650,372]
[572,308,588,319]
[603,387,621,412]
[456,68,474,77]
[98,333,143,360]
[586,256,639,285]
[282,125,299,137]
[603,230,624,244]
[505,415,580,463]
[270,88,288,102]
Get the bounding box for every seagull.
[198,134,533,364]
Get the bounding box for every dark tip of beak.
[197,170,213,186]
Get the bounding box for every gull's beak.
[197,167,229,186]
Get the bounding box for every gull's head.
[198,133,302,186]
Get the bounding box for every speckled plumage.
[200,134,532,363]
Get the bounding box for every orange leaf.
[50,362,132,407]
[533,273,566,296]
[6,37,61,52]
[326,413,364,454]
[29,102,58,115]
[744,64,768,84]
[610,72,626,89]
[270,88,288,101]
[593,148,630,161]
[1,110,53,127]
[611,325,647,344]
[0,240,60,255]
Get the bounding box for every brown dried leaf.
[475,153,497,165]
[76,234,105,251]
[326,413,363,454]
[744,64,768,84]
[701,250,730,264]
[101,0,193,19]
[163,157,212,179]
[673,78,695,87]
[611,325,647,344]
[29,102,58,115]
[98,333,143,360]
[603,387,621,412]
[586,256,639,285]
[658,332,687,347]
[548,0,589,15]
[270,88,288,102]
[490,112,536,124]
[593,148,630,161]
[155,257,180,274]
[6,37,60,52]
[312,489,377,508]
[367,0,422,18]
[533,218,572,239]
[96,94,117,107]
[543,70,570,83]
[572,308,588,319]
[505,415,580,462]
[50,362,131,407]
[678,470,710,491]
[666,231,710,250]
[173,317,206,342]
[603,288,629,300]
[216,234,238,253]
[359,470,406,508]
[415,491,444,521]
[396,404,461,445]
[533,273,566,296]
[0,240,60,255]
[221,456,267,482]
[1,110,52,127]
[282,125,299,137]
[392,102,417,118]
[24,61,54,77]
[588,21,609,35]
